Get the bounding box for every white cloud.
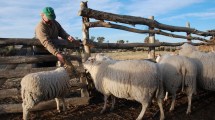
[161,12,215,21]
[124,0,204,17]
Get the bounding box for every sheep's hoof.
[160,116,165,120]
[100,109,106,114]
[110,107,114,112]
[186,110,191,115]
[169,108,174,112]
[57,110,61,113]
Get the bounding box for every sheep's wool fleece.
[158,55,197,93]
[179,43,215,91]
[21,67,70,102]
[84,59,161,100]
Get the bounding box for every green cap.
[42,7,56,20]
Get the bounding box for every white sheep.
[157,55,197,114]
[179,43,215,91]
[83,54,165,120]
[21,62,74,120]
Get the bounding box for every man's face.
[42,13,51,23]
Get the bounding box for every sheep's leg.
[136,102,148,120]
[186,93,192,114]
[22,103,29,120]
[22,94,35,120]
[110,95,116,111]
[100,95,109,114]
[55,98,61,112]
[61,98,66,112]
[157,98,165,120]
[164,92,168,101]
[169,93,176,112]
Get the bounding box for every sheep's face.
[83,57,96,72]
[179,43,196,56]
[95,53,112,61]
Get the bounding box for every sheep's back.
[190,52,215,91]
[159,56,197,91]
[21,67,70,100]
[93,60,160,99]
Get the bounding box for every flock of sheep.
[20,43,215,120]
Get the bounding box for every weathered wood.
[80,1,90,97]
[79,8,215,36]
[0,83,86,99]
[0,66,85,79]
[0,88,20,99]
[0,97,89,114]
[0,38,81,49]
[81,1,91,62]
[4,46,28,69]
[148,16,155,59]
[85,21,209,42]
[186,22,192,42]
[85,41,211,49]
[0,55,81,64]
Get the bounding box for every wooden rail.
[0,55,81,64]
[78,7,215,37]
[0,38,80,49]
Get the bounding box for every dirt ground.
[0,90,214,120]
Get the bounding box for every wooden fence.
[0,1,215,114]
[78,1,215,59]
[0,38,90,114]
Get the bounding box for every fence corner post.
[148,16,155,60]
[186,22,192,43]
[80,1,90,97]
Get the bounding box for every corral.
[0,1,215,120]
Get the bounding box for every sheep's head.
[95,53,112,61]
[83,56,96,72]
[179,43,196,56]
[63,56,79,78]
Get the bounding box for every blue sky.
[0,0,214,43]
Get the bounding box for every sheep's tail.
[155,74,164,99]
[180,66,187,92]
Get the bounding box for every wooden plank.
[85,41,211,49]
[0,97,89,114]
[78,8,214,36]
[85,21,209,42]
[0,38,81,49]
[0,55,81,64]
[0,83,86,99]
[0,88,20,99]
[0,66,85,79]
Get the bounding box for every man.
[35,7,79,66]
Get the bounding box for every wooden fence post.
[186,22,191,43]
[148,16,155,59]
[80,1,90,97]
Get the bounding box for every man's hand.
[68,36,75,42]
[56,53,65,64]
[68,36,81,46]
